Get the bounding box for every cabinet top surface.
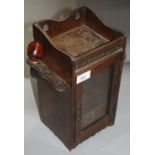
[51,25,109,57]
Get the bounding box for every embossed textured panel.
[51,25,109,57]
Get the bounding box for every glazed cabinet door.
[75,56,123,143]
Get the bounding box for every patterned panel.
[51,25,109,57]
[76,43,123,70]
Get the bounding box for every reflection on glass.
[81,66,113,130]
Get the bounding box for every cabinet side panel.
[37,78,74,149]
[33,25,72,85]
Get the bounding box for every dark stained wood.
[27,6,127,150]
[37,78,74,149]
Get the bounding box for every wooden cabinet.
[27,6,126,150]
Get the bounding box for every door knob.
[27,41,43,63]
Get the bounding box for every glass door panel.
[81,66,113,130]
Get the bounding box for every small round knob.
[27,41,43,63]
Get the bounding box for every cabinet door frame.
[74,52,124,144]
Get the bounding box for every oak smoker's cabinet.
[27,7,127,150]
